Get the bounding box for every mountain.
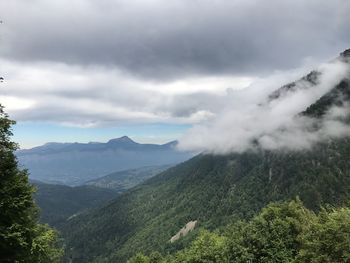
[62,136,350,262]
[32,165,171,228]
[59,50,350,262]
[85,165,172,192]
[17,136,193,185]
[32,180,118,228]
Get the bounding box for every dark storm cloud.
[1,0,350,79]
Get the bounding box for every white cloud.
[178,59,350,153]
[0,96,36,110]
[0,59,247,126]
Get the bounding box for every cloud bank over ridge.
[178,58,350,154]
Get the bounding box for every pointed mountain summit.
[107,136,136,144]
[340,48,350,59]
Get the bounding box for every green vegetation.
[128,199,350,263]
[0,105,63,262]
[85,165,171,191]
[61,76,350,262]
[62,136,350,262]
[32,165,171,229]
[32,181,118,228]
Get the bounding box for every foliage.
[129,200,350,263]
[61,78,350,262]
[127,253,151,263]
[85,165,171,191]
[33,181,117,228]
[30,224,63,263]
[225,199,314,263]
[62,137,350,262]
[171,230,227,263]
[0,105,62,262]
[297,207,350,263]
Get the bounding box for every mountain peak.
[107,136,136,144]
[340,48,350,63]
[340,48,350,58]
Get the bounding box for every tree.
[170,230,227,263]
[297,207,350,263]
[127,253,151,263]
[0,105,62,262]
[225,199,315,263]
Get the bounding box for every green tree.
[226,199,315,263]
[171,230,227,263]
[149,251,163,263]
[127,253,151,263]
[297,207,350,263]
[0,105,62,262]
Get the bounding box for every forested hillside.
[129,199,350,263]
[60,50,350,262]
[62,137,350,262]
[32,181,118,228]
[85,165,171,191]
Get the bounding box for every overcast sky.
[0,0,349,148]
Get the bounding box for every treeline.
[128,199,350,263]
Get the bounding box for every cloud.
[178,58,350,154]
[0,59,250,126]
[0,0,349,146]
[1,0,350,80]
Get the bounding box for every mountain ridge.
[18,136,180,155]
[60,49,350,262]
[17,136,192,185]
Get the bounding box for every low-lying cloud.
[178,59,350,154]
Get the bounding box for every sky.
[0,0,350,149]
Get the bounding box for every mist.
[178,58,350,154]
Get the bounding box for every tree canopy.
[127,199,350,263]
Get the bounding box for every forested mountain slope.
[32,181,118,228]
[85,165,171,191]
[61,50,350,262]
[63,139,350,262]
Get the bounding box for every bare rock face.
[170,220,197,243]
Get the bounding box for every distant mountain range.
[17,136,193,185]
